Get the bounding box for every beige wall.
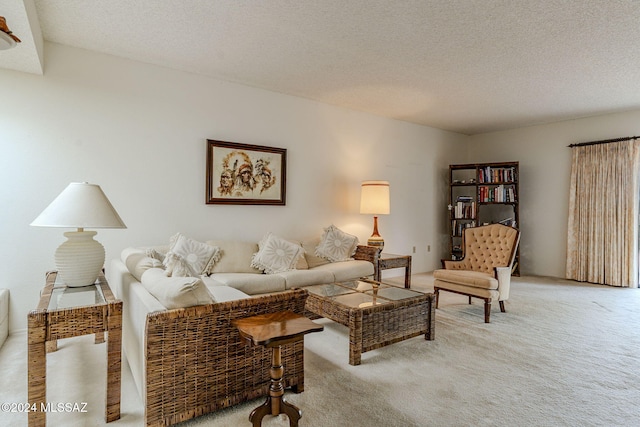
[0,43,466,332]
[468,110,640,277]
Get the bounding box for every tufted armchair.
[433,223,520,323]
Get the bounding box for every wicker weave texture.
[143,289,308,427]
[28,272,122,426]
[305,290,435,365]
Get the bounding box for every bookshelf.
[447,161,520,275]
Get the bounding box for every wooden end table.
[27,271,122,426]
[232,311,323,427]
[375,253,412,288]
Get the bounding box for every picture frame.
[206,139,287,205]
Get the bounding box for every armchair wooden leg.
[484,300,491,323]
[468,296,472,304]
[434,288,439,308]
[499,301,505,313]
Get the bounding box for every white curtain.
[566,140,640,287]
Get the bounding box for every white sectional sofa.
[107,232,378,426]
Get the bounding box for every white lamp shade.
[31,182,126,229]
[31,182,126,287]
[360,181,390,215]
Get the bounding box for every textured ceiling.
[2,0,640,135]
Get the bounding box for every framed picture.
[206,139,287,205]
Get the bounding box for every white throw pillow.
[163,233,221,277]
[251,232,304,274]
[141,268,214,309]
[315,225,359,262]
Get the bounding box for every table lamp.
[31,182,126,287]
[360,180,390,250]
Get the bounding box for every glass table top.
[305,280,423,309]
[48,275,105,310]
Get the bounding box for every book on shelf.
[479,184,516,202]
[453,200,476,219]
[478,166,516,184]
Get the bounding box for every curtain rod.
[567,136,640,148]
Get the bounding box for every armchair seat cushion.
[433,269,498,290]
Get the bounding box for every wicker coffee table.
[304,279,435,365]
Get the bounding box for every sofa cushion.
[251,232,304,274]
[301,238,330,268]
[313,259,374,282]
[205,240,262,274]
[164,233,220,277]
[141,268,215,309]
[433,269,498,290]
[315,225,359,262]
[208,272,286,295]
[295,253,309,269]
[279,269,335,289]
[203,283,251,302]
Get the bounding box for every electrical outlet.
[427,245,431,252]
[412,246,416,253]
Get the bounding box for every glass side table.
[27,271,122,426]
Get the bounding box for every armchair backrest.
[461,224,520,274]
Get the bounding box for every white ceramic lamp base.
[54,230,105,287]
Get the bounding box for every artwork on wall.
[206,139,287,205]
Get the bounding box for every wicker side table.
[27,271,122,426]
[375,253,412,288]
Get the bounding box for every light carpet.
[1,274,639,426]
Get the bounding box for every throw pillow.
[163,233,221,277]
[251,232,304,274]
[141,268,215,309]
[145,247,167,263]
[284,238,308,269]
[315,225,359,262]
